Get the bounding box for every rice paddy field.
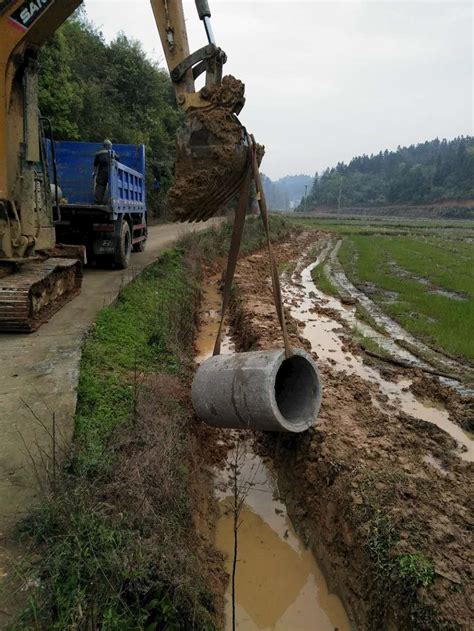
[292,215,474,363]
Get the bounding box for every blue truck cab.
[47,140,148,268]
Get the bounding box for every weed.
[397,554,435,588]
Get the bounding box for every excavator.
[0,0,249,331]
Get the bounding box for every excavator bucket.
[166,76,250,222]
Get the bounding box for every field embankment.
[8,216,295,630]
[297,200,474,220]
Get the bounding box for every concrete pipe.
[192,348,322,433]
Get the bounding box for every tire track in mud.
[226,229,473,630]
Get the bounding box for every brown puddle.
[195,275,351,630]
[195,273,234,362]
[287,259,474,462]
[215,450,350,631]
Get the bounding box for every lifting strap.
[213,134,292,358]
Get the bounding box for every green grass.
[340,234,474,361]
[311,262,339,297]
[73,249,197,474]
[353,328,390,358]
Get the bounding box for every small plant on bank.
[397,554,435,588]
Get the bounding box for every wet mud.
[225,230,473,629]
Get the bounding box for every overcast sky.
[84,0,473,180]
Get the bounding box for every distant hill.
[261,174,312,211]
[301,137,474,211]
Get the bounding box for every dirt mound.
[226,230,473,630]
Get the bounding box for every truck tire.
[114,221,132,269]
[132,226,147,252]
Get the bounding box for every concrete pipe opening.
[192,348,322,433]
[274,354,321,431]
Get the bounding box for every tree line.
[38,9,182,214]
[303,137,474,210]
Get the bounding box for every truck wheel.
[132,227,148,252]
[114,221,132,269]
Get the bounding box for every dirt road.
[0,220,218,627]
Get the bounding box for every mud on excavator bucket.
[166,76,250,223]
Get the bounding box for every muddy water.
[288,258,474,462]
[195,276,351,631]
[215,450,350,631]
[195,274,234,363]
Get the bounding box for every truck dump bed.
[47,141,146,217]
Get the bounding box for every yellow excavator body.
[0,0,83,331]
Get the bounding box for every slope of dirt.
[227,230,473,630]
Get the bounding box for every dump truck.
[48,140,148,269]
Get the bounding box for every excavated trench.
[193,229,473,629]
[194,274,350,630]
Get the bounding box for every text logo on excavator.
[8,0,52,32]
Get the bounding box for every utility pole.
[304,184,308,213]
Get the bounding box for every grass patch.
[356,469,442,630]
[341,234,474,361]
[353,329,390,358]
[311,262,340,297]
[355,304,389,336]
[397,554,435,588]
[73,249,197,475]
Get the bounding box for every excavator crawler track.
[0,258,82,333]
